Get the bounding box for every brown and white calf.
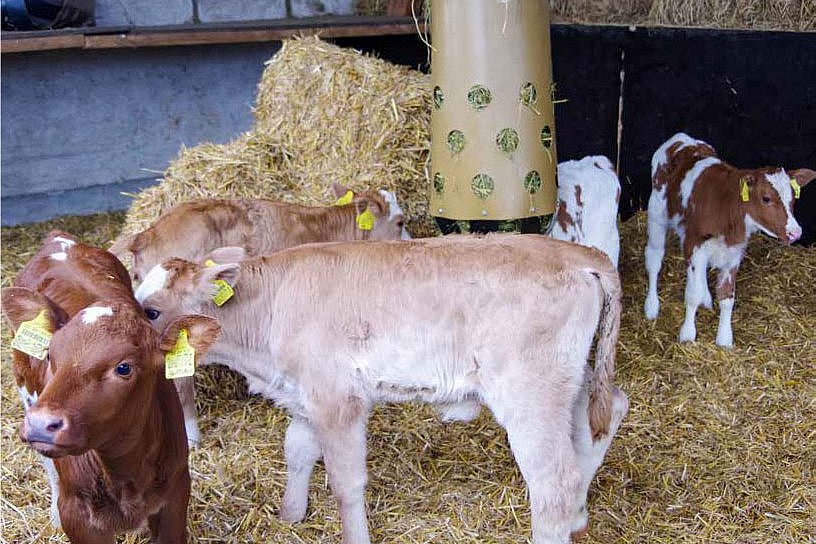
[112,183,411,282]
[113,184,409,445]
[135,235,626,544]
[2,231,219,543]
[550,155,621,267]
[644,132,815,346]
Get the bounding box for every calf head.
[3,288,219,458]
[332,182,411,240]
[136,252,243,333]
[741,168,815,243]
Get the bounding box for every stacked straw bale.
[117,36,435,245]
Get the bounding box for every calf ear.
[789,168,816,187]
[1,287,60,333]
[108,233,136,258]
[332,182,351,199]
[159,314,221,359]
[203,246,247,265]
[195,263,241,293]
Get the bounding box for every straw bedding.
[357,0,816,32]
[2,211,815,543]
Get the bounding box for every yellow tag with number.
[740,177,750,202]
[335,190,354,206]
[212,280,234,306]
[790,178,801,199]
[204,259,234,306]
[165,329,195,379]
[11,310,52,360]
[356,208,375,231]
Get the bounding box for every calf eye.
[762,195,771,204]
[396,220,405,229]
[115,362,132,377]
[145,308,161,320]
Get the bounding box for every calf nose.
[787,227,802,242]
[22,410,65,444]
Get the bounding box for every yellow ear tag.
[165,329,195,379]
[11,309,52,360]
[211,280,234,306]
[740,177,750,202]
[356,208,375,231]
[790,178,801,199]
[335,190,354,206]
[204,259,234,306]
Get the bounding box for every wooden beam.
[1,17,427,54]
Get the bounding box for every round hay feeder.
[429,0,557,226]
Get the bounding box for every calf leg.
[174,376,200,447]
[61,505,114,544]
[644,214,667,320]
[488,384,582,544]
[148,470,191,544]
[314,403,371,544]
[571,380,629,536]
[280,415,322,522]
[679,249,708,343]
[715,267,738,348]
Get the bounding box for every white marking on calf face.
[135,265,169,303]
[53,236,76,252]
[81,306,114,324]
[680,157,721,209]
[379,189,412,239]
[49,252,68,261]
[18,386,38,410]
[765,169,802,240]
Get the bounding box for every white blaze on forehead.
[49,252,67,261]
[378,190,404,219]
[680,157,721,209]
[765,169,801,236]
[53,236,76,252]
[81,306,114,324]
[135,264,169,303]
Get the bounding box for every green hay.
[432,172,445,194]
[470,173,495,199]
[466,85,492,111]
[519,82,538,107]
[523,170,542,194]
[433,85,444,110]
[495,128,520,155]
[446,129,465,155]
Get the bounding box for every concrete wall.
[1,43,279,225]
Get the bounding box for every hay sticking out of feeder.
[116,36,435,244]
[496,128,520,154]
[3,212,815,543]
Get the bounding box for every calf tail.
[588,265,622,439]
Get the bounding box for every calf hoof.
[279,501,308,523]
[715,336,734,349]
[570,523,588,542]
[678,323,696,343]
[644,297,659,321]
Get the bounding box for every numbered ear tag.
[165,329,195,379]
[204,259,234,306]
[740,177,750,202]
[11,310,52,360]
[790,178,801,199]
[335,190,354,206]
[356,208,375,231]
[211,280,234,306]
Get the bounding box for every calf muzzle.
[20,408,73,458]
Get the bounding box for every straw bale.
[2,211,815,543]
[117,37,435,246]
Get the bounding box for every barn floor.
[1,212,814,543]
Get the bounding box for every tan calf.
[135,235,625,544]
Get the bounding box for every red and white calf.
[550,156,621,267]
[135,235,627,544]
[2,231,219,543]
[644,132,815,346]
